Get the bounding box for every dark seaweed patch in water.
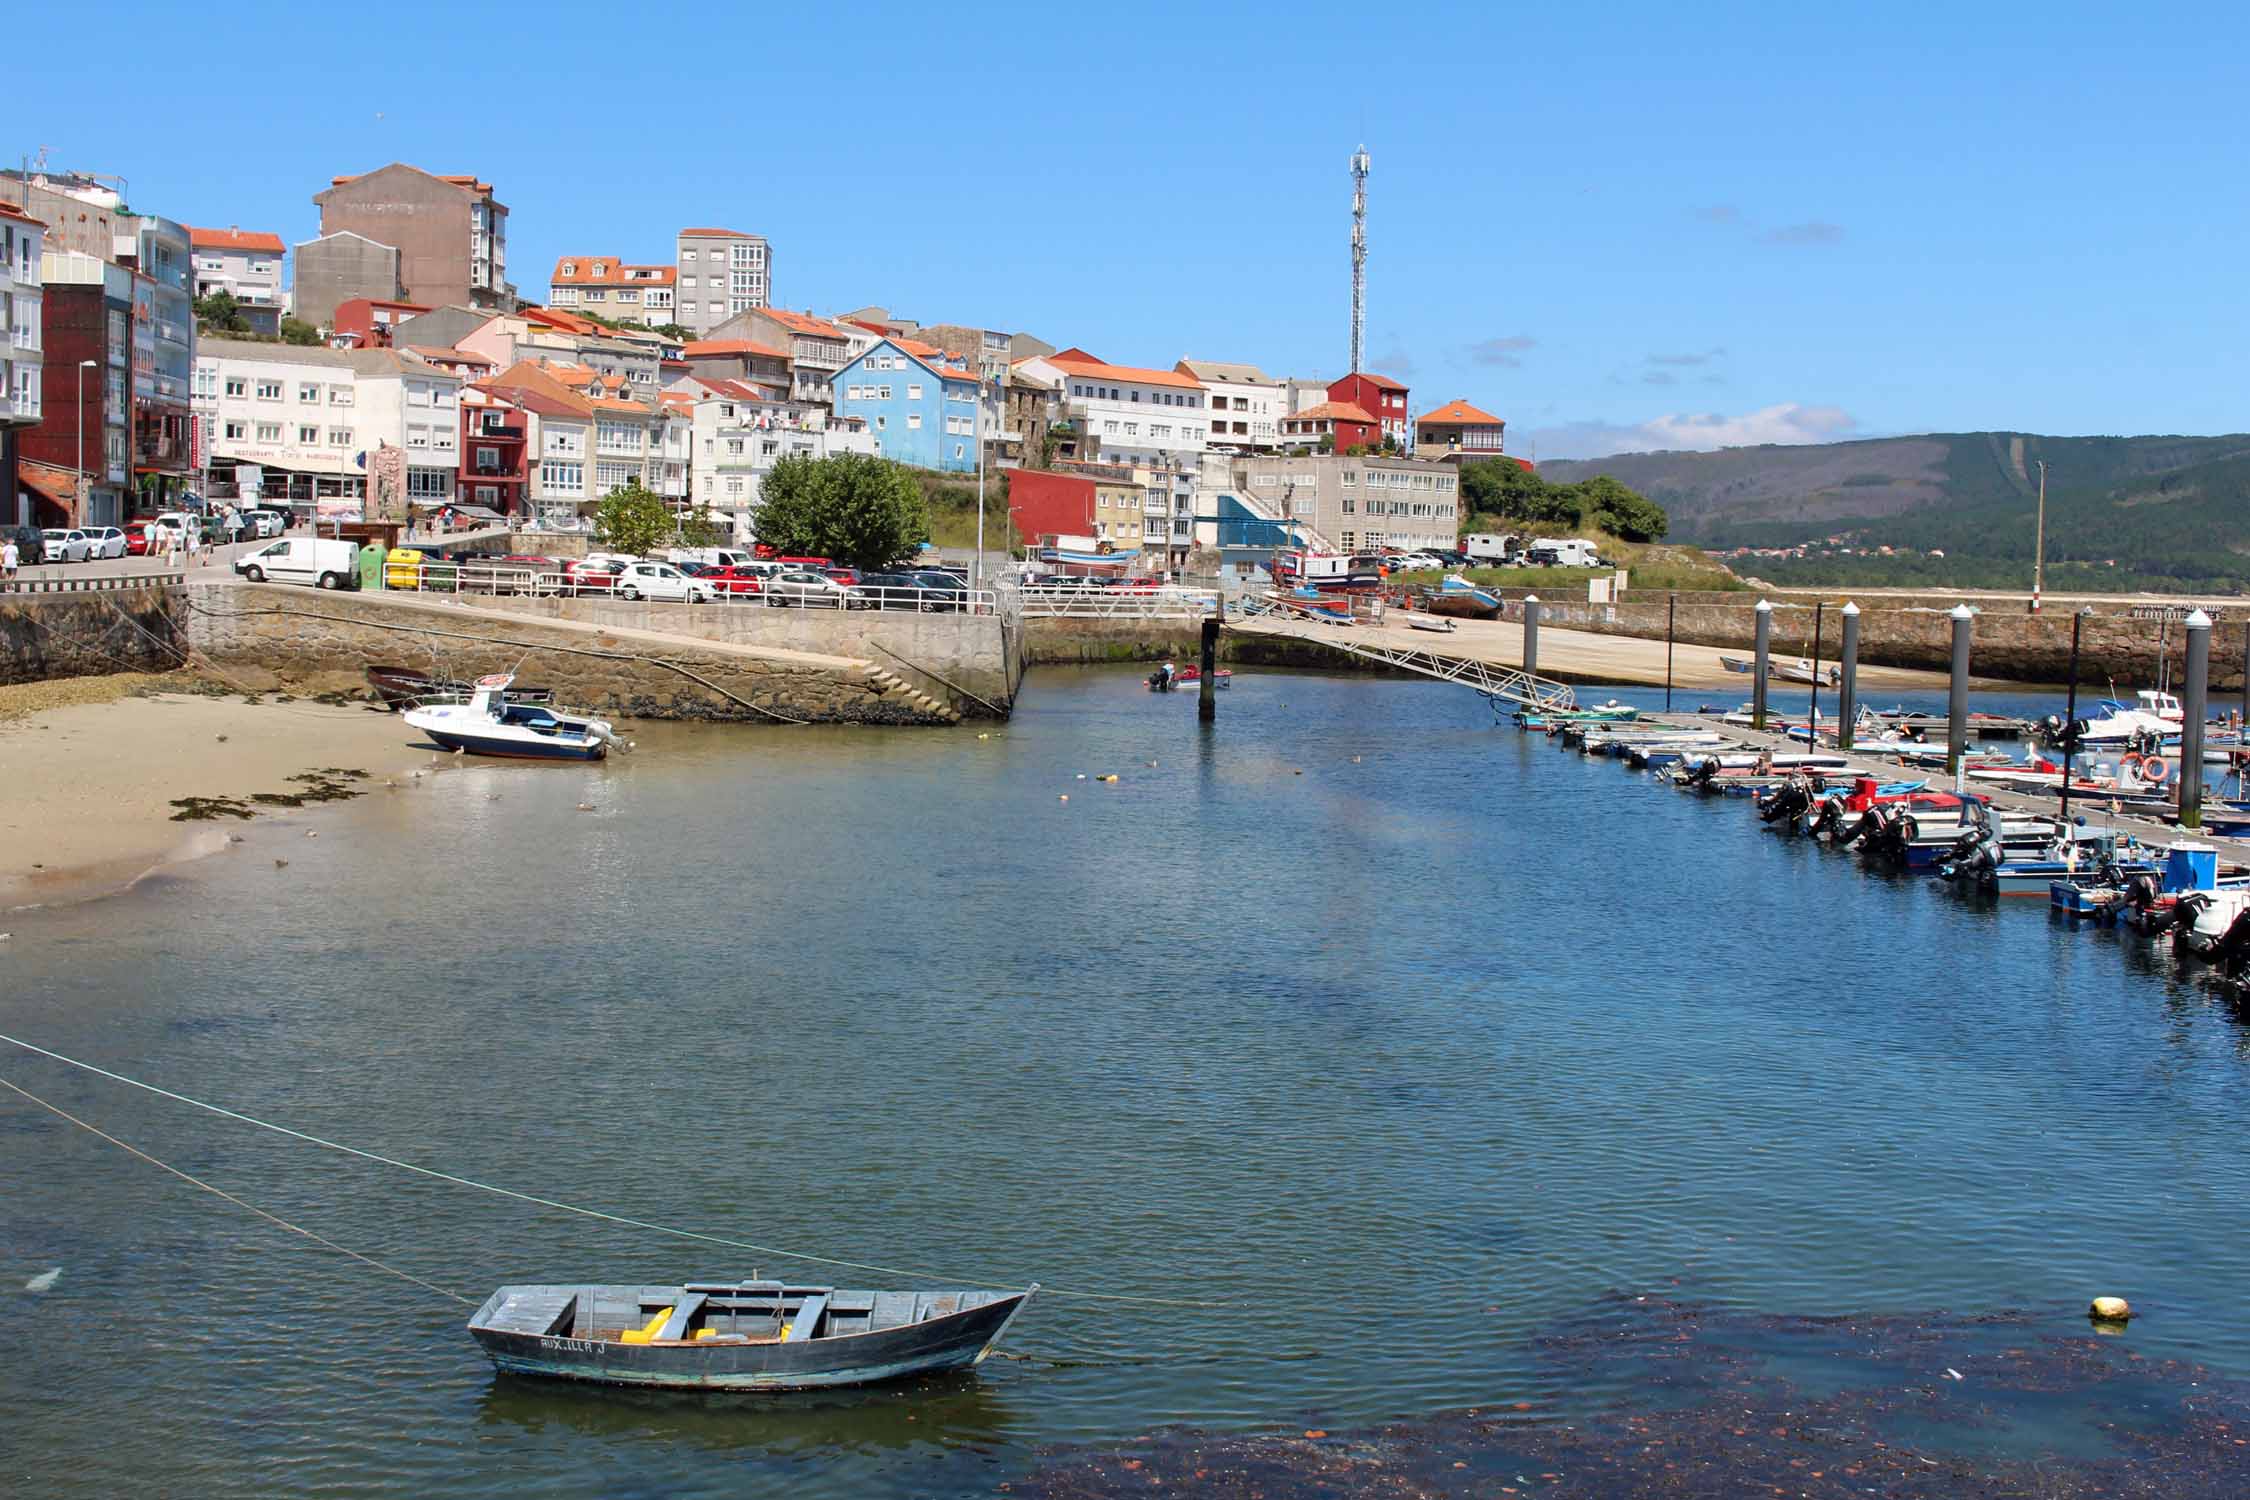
[170,770,368,820]
[1015,1296,2250,1498]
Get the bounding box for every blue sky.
[16,2,2248,458]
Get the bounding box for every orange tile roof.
[1335,371,1408,391]
[590,397,653,414]
[762,309,847,340]
[1289,401,1378,424]
[682,339,790,360]
[518,306,603,335]
[484,361,595,419]
[680,227,758,239]
[1049,353,1204,391]
[409,345,494,366]
[186,225,285,253]
[0,201,44,228]
[1418,398,1502,426]
[550,257,676,287]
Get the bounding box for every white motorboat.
[1405,612,1457,633]
[402,674,626,761]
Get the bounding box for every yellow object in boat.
[618,1306,672,1345]
[694,1328,719,1341]
[778,1322,793,1340]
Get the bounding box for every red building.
[1326,371,1410,446]
[1279,400,1380,451]
[457,384,532,515]
[22,271,138,526]
[1004,466,1097,541]
[329,297,432,349]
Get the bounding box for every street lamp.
[75,359,97,524]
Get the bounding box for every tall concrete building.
[313,164,511,317]
[673,228,770,336]
[0,199,44,529]
[293,233,405,332]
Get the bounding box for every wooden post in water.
[1837,602,1860,750]
[1664,592,1676,712]
[1947,604,1974,784]
[1197,615,1219,723]
[2061,607,2088,829]
[1808,601,1825,743]
[2180,609,2210,829]
[1751,599,1772,731]
[1522,594,1541,679]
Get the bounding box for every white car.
[1393,553,1446,572]
[616,560,715,603]
[82,526,128,559]
[253,511,286,538]
[41,528,92,563]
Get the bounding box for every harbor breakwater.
[180,582,974,724]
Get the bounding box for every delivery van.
[233,537,359,590]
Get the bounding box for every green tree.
[753,453,930,568]
[592,478,672,555]
[195,290,249,335]
[279,317,323,346]
[1574,475,1669,541]
[678,503,725,547]
[1458,456,1551,521]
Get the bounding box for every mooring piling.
[1837,602,1861,750]
[1751,599,1772,731]
[2180,609,2210,828]
[1198,615,1219,723]
[1947,604,1974,783]
[1522,594,1542,679]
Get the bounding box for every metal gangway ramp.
[1229,593,1577,713]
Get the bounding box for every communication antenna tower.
[1349,144,1370,375]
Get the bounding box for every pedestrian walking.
[2,538,18,581]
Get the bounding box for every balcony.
[474,421,525,441]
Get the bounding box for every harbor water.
[4,667,2249,1497]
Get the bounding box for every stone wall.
[181,581,965,724]
[0,585,185,685]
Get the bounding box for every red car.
[705,565,767,598]
[820,566,861,587]
[124,522,158,556]
[561,559,624,595]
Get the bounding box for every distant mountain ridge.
[1540,432,2250,590]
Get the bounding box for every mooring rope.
[0,1033,1225,1309]
[0,1073,476,1307]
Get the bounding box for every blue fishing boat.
[1425,574,1501,619]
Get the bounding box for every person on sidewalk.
[2,538,18,581]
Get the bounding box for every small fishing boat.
[467,1279,1036,1392]
[403,674,624,760]
[1405,612,1457,633]
[1777,657,1842,687]
[1174,664,1231,690]
[1719,655,1756,675]
[1424,575,1501,620]
[366,663,552,712]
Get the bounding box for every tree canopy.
[1457,459,1669,542]
[753,453,930,568]
[592,478,673,555]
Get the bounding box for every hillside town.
[1,157,1518,573]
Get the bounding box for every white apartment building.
[528,400,593,527]
[194,339,459,510]
[1026,352,1211,532]
[1,199,44,526]
[1234,453,1462,556]
[676,379,873,541]
[547,256,676,323]
[1177,359,1284,451]
[187,227,286,333]
[674,228,771,337]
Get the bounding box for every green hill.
[1541,432,2250,593]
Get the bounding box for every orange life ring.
[2122,752,2144,775]
[2142,756,2171,784]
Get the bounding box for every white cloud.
[1525,403,1858,461]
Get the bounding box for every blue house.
[829,337,982,473]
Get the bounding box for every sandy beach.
[0,676,432,909]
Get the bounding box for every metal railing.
[1,570,184,594]
[1013,585,1219,619]
[1229,593,1577,712]
[367,563,997,614]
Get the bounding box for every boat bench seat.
[652,1292,706,1342]
[784,1293,827,1342]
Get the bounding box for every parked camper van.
[233,537,359,590]
[1462,532,1521,565]
[1526,539,1603,568]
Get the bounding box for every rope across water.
[0,1032,1225,1310]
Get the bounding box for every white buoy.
[2090,1296,2132,1322]
[24,1267,59,1293]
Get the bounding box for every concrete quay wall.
[1020,617,1398,673]
[1522,596,2250,691]
[0,585,186,686]
[182,582,966,724]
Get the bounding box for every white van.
[234,537,359,590]
[1462,532,1520,564]
[1527,538,1603,568]
[152,511,204,545]
[665,546,753,569]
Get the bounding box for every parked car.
[7,524,46,565]
[210,512,257,543]
[616,560,717,603]
[820,566,862,587]
[910,570,972,609]
[762,568,866,609]
[233,537,359,590]
[856,571,954,611]
[152,511,203,545]
[672,560,719,577]
[81,526,129,559]
[123,523,158,556]
[704,565,768,599]
[455,554,553,595]
[665,546,755,569]
[252,509,290,537]
[41,528,92,563]
[561,559,624,596]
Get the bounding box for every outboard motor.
[2124,875,2177,935]
[1806,797,1843,841]
[2213,907,2250,981]
[1757,776,1811,828]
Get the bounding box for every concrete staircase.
[1221,487,1335,553]
[860,663,963,723]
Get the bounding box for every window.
[297,424,319,444]
[329,428,351,446]
[1341,497,1356,514]
[545,429,583,457]
[560,261,576,277]
[255,422,281,442]
[329,385,353,406]
[193,367,216,399]
[224,377,247,398]
[954,444,965,461]
[224,420,246,440]
[1341,470,1357,486]
[877,385,891,400]
[1123,422,1138,437]
[298,382,320,403]
[406,426,430,449]
[725,477,744,497]
[540,460,583,490]
[906,413,922,429]
[726,438,744,455]
[907,383,923,401]
[595,462,631,490]
[255,380,282,400]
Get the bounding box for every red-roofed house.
[1414,398,1506,463]
[674,227,771,336]
[458,383,532,515]
[706,308,847,405]
[547,256,676,323]
[1327,371,1410,446]
[187,225,287,334]
[1280,401,1381,451]
[676,338,791,401]
[329,297,433,350]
